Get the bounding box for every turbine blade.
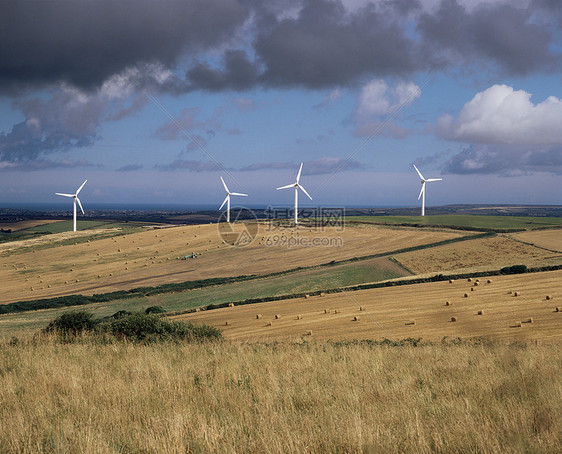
[220,176,230,194]
[299,184,313,200]
[219,195,229,210]
[76,197,85,215]
[413,164,425,181]
[76,179,87,195]
[418,183,425,200]
[426,178,442,182]
[230,192,248,197]
[55,193,74,197]
[296,162,303,183]
[276,184,294,190]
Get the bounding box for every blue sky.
[0,0,561,208]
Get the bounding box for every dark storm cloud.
[0,0,250,91]
[417,0,560,75]
[2,0,560,93]
[443,144,562,175]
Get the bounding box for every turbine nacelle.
[276,163,312,224]
[219,176,248,223]
[55,179,87,231]
[413,165,441,216]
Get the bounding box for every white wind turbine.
[276,163,312,224]
[219,177,248,223]
[413,165,441,216]
[55,180,87,231]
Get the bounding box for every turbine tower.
[413,165,441,216]
[219,177,248,223]
[55,180,87,231]
[276,163,312,224]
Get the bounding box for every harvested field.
[0,220,61,232]
[174,269,562,342]
[394,235,561,275]
[0,223,463,304]
[509,228,562,252]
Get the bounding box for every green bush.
[98,313,222,343]
[145,306,166,314]
[500,265,528,275]
[44,311,96,335]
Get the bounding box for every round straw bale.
[305,294,310,299]
[527,317,533,324]
[477,310,483,315]
[471,287,475,292]
[445,301,452,306]
[334,309,339,314]
[474,281,479,286]
[449,279,454,283]
[359,306,364,311]
[353,316,360,321]
[228,303,235,307]
[324,309,329,314]
[487,279,492,284]
[451,316,457,322]
[256,314,262,319]
[514,292,519,297]
[507,290,512,294]
[306,330,313,336]
[467,278,472,282]
[546,295,552,300]
[225,321,230,326]
[266,321,272,326]
[275,314,281,319]
[464,293,468,298]
[555,307,560,312]
[296,315,302,320]
[320,292,325,297]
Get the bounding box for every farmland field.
[176,269,562,342]
[509,228,562,252]
[0,222,463,304]
[348,214,562,230]
[0,220,61,231]
[394,235,562,275]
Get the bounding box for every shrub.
[500,265,528,275]
[145,306,166,314]
[98,313,222,343]
[44,311,96,335]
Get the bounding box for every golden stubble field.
[0,223,463,304]
[509,228,562,252]
[176,269,562,342]
[394,235,561,275]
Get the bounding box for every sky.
[1,0,561,209]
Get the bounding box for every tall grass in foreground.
[1,337,561,453]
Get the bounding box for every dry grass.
[0,223,463,304]
[0,220,62,232]
[395,236,561,275]
[510,228,562,252]
[0,336,560,453]
[175,269,562,343]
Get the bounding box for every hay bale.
[334,309,339,314]
[477,310,483,315]
[471,287,475,292]
[256,314,262,319]
[445,301,452,306]
[546,295,552,300]
[487,279,492,284]
[228,303,235,307]
[526,317,533,324]
[555,307,560,312]
[464,293,469,298]
[449,279,454,283]
[296,315,302,320]
[305,330,313,336]
[507,290,512,294]
[353,316,360,321]
[474,281,479,286]
[275,314,281,319]
[324,309,330,314]
[514,292,520,297]
[224,321,230,326]
[451,316,457,322]
[266,321,272,326]
[467,278,472,282]
[305,294,310,299]
[359,306,365,311]
[320,292,325,297]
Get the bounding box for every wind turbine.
[219,177,248,223]
[55,180,87,231]
[413,165,441,216]
[276,163,312,224]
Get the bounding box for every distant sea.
[0,202,404,213]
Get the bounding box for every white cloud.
[357,79,421,118]
[437,84,562,144]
